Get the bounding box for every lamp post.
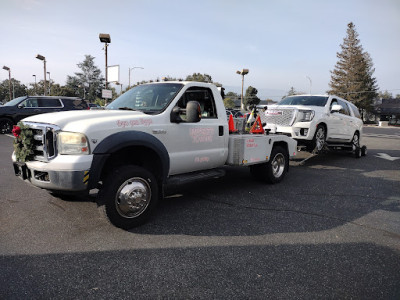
[47,71,51,95]
[99,33,111,89]
[236,68,249,111]
[32,75,37,95]
[36,54,47,96]
[2,66,12,101]
[128,66,144,89]
[306,76,312,94]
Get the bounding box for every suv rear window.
[278,96,328,107]
[39,98,63,107]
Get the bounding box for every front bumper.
[265,122,317,141]
[12,154,93,192]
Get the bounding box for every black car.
[0,96,88,133]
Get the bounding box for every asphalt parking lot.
[1,126,399,299]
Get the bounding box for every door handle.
[219,125,224,136]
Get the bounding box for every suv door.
[327,98,342,140]
[15,97,41,122]
[336,99,354,141]
[164,86,226,175]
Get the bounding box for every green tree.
[328,22,378,116]
[0,79,27,102]
[378,90,393,99]
[185,73,212,83]
[287,87,298,97]
[244,86,260,108]
[66,55,105,101]
[223,97,236,109]
[226,91,239,99]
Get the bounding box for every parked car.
[0,96,88,133]
[259,95,364,152]
[87,103,102,110]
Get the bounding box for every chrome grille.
[260,108,297,126]
[23,122,60,161]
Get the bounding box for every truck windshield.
[278,96,329,107]
[107,83,183,114]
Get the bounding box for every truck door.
[165,86,227,175]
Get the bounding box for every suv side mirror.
[331,104,342,113]
[170,101,202,123]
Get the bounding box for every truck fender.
[88,131,170,189]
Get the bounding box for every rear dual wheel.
[250,145,289,183]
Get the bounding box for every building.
[374,98,400,125]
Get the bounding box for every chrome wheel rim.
[272,153,285,178]
[315,128,325,151]
[115,177,151,218]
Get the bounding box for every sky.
[1,0,399,101]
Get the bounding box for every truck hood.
[22,109,152,132]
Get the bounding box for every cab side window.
[177,87,217,119]
[21,98,39,108]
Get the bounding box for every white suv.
[260,95,364,152]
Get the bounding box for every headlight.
[57,132,90,155]
[298,110,315,122]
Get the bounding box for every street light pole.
[2,66,12,101]
[32,75,37,95]
[36,54,47,96]
[47,71,51,95]
[236,69,249,111]
[129,66,144,89]
[306,76,312,94]
[99,33,111,89]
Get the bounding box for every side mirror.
[331,104,342,113]
[170,106,183,123]
[17,104,24,109]
[170,101,201,123]
[186,101,201,123]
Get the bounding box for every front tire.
[0,118,13,134]
[351,133,361,158]
[98,165,159,230]
[250,145,289,183]
[307,125,326,153]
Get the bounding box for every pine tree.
[328,22,378,117]
[66,55,105,101]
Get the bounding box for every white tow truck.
[12,81,297,229]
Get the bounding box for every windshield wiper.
[118,107,136,111]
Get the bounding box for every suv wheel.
[307,125,326,153]
[0,118,13,134]
[352,133,361,158]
